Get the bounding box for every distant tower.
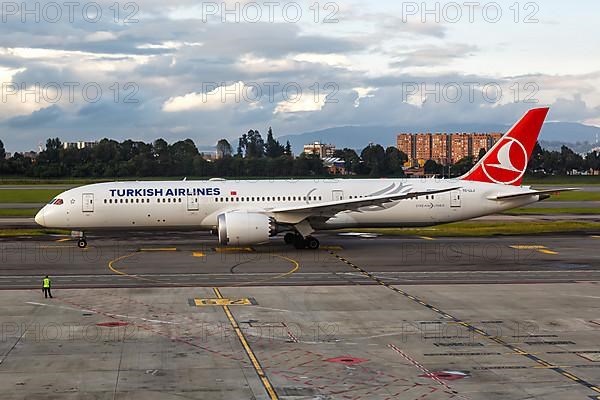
[38,141,43,153]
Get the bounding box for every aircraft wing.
[271,186,461,217]
[488,188,579,200]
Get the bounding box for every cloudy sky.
[1,0,599,151]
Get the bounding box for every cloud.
[391,44,479,68]
[163,81,257,112]
[84,31,119,42]
[292,53,352,68]
[0,0,599,152]
[548,95,600,123]
[352,87,377,108]
[274,91,328,114]
[137,41,203,50]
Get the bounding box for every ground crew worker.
[42,275,53,299]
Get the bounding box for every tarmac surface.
[1,232,600,399]
[0,232,599,288]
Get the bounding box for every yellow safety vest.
[43,278,51,288]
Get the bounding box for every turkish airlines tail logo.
[461,107,549,186]
[486,140,522,172]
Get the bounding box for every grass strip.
[0,229,70,237]
[346,221,600,237]
[0,208,39,217]
[0,189,64,203]
[503,208,600,215]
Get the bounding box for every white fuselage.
[35,178,540,231]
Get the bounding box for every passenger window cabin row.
[102,196,324,205]
[214,195,323,203]
[102,193,435,205]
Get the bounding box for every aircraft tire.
[293,235,307,249]
[284,232,295,244]
[306,236,320,250]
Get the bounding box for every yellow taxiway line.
[418,236,436,241]
[510,245,559,255]
[213,287,278,399]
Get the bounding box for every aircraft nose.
[35,207,46,226]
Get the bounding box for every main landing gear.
[284,233,320,250]
[284,232,295,244]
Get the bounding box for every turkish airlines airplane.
[35,107,574,249]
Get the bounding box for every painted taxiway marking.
[139,247,177,252]
[388,343,458,395]
[228,254,300,287]
[25,301,94,313]
[25,301,176,324]
[213,288,278,399]
[329,250,600,397]
[191,297,256,306]
[107,251,300,288]
[538,249,559,255]
[320,245,344,250]
[214,247,254,253]
[510,245,546,249]
[192,251,205,257]
[54,238,71,242]
[108,252,159,284]
[510,245,559,255]
[418,236,436,241]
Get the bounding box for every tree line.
[0,130,320,178]
[0,133,598,179]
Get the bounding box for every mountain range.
[278,122,600,154]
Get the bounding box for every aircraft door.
[450,190,461,208]
[187,195,199,211]
[82,193,94,212]
[332,190,344,201]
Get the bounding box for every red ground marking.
[96,321,129,327]
[324,356,369,366]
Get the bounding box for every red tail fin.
[460,107,549,186]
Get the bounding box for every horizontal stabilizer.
[487,188,579,200]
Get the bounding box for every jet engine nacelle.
[217,211,276,246]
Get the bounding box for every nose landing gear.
[72,231,88,248]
